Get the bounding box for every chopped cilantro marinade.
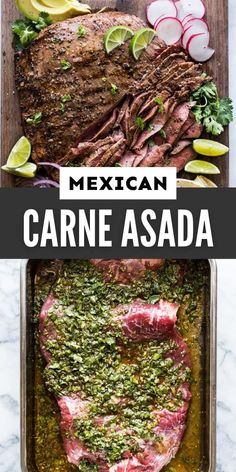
[34,260,209,471]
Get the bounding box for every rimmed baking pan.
[20,259,217,472]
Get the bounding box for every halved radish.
[187,33,214,62]
[147,0,177,26]
[181,0,205,19]
[182,25,209,49]
[155,17,183,45]
[184,18,209,32]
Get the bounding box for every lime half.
[6,136,31,169]
[2,162,37,178]
[194,176,218,188]
[130,28,155,60]
[185,160,220,175]
[104,26,134,54]
[193,139,229,157]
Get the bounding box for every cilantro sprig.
[12,12,52,49]
[191,81,233,136]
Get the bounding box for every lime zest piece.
[104,26,134,54]
[6,136,31,169]
[1,162,37,178]
[193,139,229,157]
[130,28,156,60]
[185,160,221,175]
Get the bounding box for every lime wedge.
[104,26,134,54]
[177,178,203,188]
[2,162,37,178]
[6,136,31,169]
[194,176,218,188]
[185,160,220,175]
[193,139,229,157]
[130,28,155,60]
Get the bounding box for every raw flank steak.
[39,260,192,472]
[15,11,210,176]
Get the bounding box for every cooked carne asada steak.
[15,11,209,174]
[39,260,191,472]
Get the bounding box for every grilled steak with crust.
[15,11,163,165]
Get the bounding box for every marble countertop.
[0,259,236,472]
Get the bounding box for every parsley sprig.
[191,81,233,136]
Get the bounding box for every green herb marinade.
[34,260,209,472]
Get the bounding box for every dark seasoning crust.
[34,260,209,472]
[15,11,210,174]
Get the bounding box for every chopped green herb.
[153,96,165,112]
[78,25,86,38]
[12,13,52,49]
[148,138,155,148]
[110,83,119,95]
[191,81,233,136]
[159,129,167,139]
[26,112,43,126]
[60,59,72,71]
[60,94,72,113]
[135,116,145,131]
[147,123,154,131]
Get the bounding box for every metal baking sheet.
[20,259,217,472]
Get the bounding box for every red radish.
[182,14,194,26]
[184,18,209,32]
[155,16,183,45]
[182,25,209,49]
[146,0,177,26]
[187,33,214,62]
[175,0,187,21]
[181,0,205,19]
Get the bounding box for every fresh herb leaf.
[148,138,155,148]
[32,12,52,32]
[153,96,164,112]
[135,116,145,131]
[60,94,72,113]
[217,98,234,126]
[26,112,43,126]
[12,20,37,48]
[110,83,118,95]
[78,25,86,38]
[191,81,234,136]
[12,13,52,48]
[159,129,167,139]
[60,59,72,71]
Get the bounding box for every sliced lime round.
[2,162,37,178]
[194,176,218,188]
[193,139,229,157]
[6,136,31,169]
[130,28,155,60]
[104,26,134,54]
[185,160,220,175]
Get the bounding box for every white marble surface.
[0,259,236,472]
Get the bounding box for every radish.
[175,0,187,21]
[182,14,194,26]
[181,0,205,19]
[182,25,209,49]
[187,33,215,62]
[155,17,183,45]
[147,0,177,26]
[184,18,209,32]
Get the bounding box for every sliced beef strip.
[164,146,197,172]
[138,143,171,167]
[182,121,203,139]
[164,102,193,145]
[170,140,192,156]
[39,290,191,472]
